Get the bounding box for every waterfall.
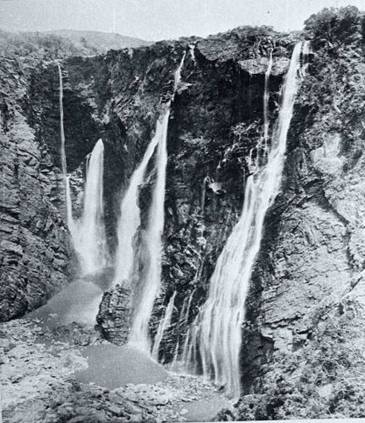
[263,49,273,146]
[128,109,171,351]
[65,175,74,232]
[185,42,305,398]
[151,291,176,361]
[57,62,67,177]
[189,44,196,65]
[73,139,107,275]
[170,289,195,370]
[57,61,107,276]
[302,40,311,76]
[113,130,161,287]
[57,62,74,231]
[128,54,186,352]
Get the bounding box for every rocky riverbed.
[1,318,233,423]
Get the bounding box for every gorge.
[1,6,365,422]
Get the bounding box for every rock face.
[96,285,131,345]
[0,46,75,321]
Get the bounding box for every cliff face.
[1,6,365,419]
[237,7,365,419]
[0,46,75,321]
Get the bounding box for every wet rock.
[96,284,131,345]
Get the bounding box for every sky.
[0,0,364,41]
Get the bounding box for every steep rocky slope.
[0,35,77,321]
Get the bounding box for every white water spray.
[152,291,177,361]
[185,42,306,398]
[73,139,107,275]
[113,132,161,287]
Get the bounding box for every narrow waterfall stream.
[263,49,273,146]
[57,62,73,230]
[183,42,306,398]
[73,139,107,275]
[152,291,176,360]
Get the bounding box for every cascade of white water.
[113,131,161,287]
[73,139,107,275]
[151,291,177,361]
[128,109,171,351]
[184,42,305,398]
[128,55,186,352]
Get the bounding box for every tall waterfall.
[113,131,161,287]
[57,62,74,230]
[57,62,107,275]
[184,42,305,398]
[128,109,171,351]
[151,291,176,360]
[73,139,107,275]
[128,54,186,352]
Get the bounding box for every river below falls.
[1,317,233,422]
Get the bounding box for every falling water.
[128,109,171,351]
[263,49,273,145]
[170,289,195,370]
[65,176,74,232]
[302,40,311,76]
[57,62,74,231]
[129,54,186,352]
[57,62,67,177]
[113,130,161,287]
[185,42,305,398]
[151,291,177,361]
[73,139,107,275]
[189,44,197,65]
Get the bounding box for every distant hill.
[44,29,150,53]
[0,29,150,58]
